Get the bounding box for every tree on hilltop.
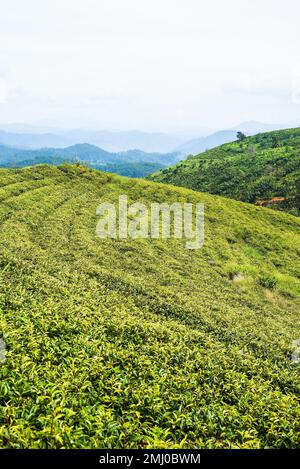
[237,131,246,142]
[272,134,280,148]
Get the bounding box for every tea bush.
[0,165,299,448]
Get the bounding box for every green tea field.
[0,164,299,448]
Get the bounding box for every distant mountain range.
[174,130,239,155]
[1,120,300,158]
[0,143,181,178]
[233,119,300,134]
[0,143,181,165]
[0,128,185,153]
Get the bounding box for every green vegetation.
[0,156,164,179]
[0,155,72,169]
[0,164,300,448]
[149,127,300,216]
[237,131,246,142]
[0,143,181,178]
[92,162,164,178]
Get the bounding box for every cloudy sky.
[0,0,300,132]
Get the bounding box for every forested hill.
[149,128,300,216]
[0,143,180,178]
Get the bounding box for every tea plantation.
[149,127,300,216]
[0,164,299,448]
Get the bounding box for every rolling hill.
[173,122,300,157]
[150,128,300,216]
[0,164,299,448]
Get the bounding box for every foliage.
[237,131,246,142]
[91,162,165,178]
[0,158,164,179]
[149,127,300,215]
[0,165,299,448]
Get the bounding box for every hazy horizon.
[1,0,300,132]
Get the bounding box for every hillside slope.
[0,165,299,448]
[150,128,300,215]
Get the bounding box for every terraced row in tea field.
[0,165,299,448]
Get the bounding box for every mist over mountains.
[174,130,238,155]
[0,128,184,153]
[1,120,300,157]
